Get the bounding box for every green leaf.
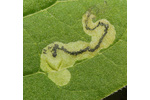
[23,0,127,99]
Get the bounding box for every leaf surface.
[23,0,127,99]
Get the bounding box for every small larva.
[40,11,116,86]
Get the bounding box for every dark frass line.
[43,14,109,57]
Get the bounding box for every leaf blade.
[23,0,127,99]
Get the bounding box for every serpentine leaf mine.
[40,11,116,86]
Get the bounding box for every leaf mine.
[40,11,116,86]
